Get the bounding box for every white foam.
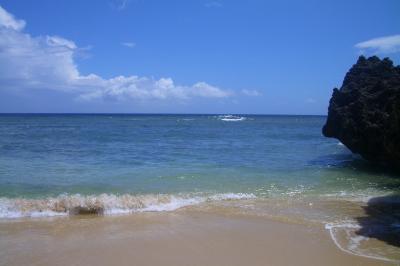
[30,211,68,218]
[322,190,391,203]
[141,196,204,212]
[325,221,361,230]
[0,193,256,219]
[209,193,256,201]
[325,221,395,262]
[391,223,400,228]
[348,235,368,251]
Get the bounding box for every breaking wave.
[0,193,256,219]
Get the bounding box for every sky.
[0,0,399,114]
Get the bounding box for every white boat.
[219,115,246,121]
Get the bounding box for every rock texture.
[322,56,400,167]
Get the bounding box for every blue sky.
[0,0,399,114]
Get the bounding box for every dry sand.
[0,207,394,266]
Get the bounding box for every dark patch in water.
[69,206,104,216]
[310,152,400,178]
[356,195,400,247]
[308,153,360,168]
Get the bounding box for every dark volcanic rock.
[322,56,400,167]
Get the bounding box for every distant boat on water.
[218,115,246,122]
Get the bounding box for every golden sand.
[0,207,394,266]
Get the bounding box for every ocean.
[0,114,399,261]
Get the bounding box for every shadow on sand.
[355,195,400,247]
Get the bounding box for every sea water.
[0,114,399,214]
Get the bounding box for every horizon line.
[0,112,327,116]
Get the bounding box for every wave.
[0,193,256,219]
[322,190,393,203]
[218,115,246,122]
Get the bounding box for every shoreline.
[0,201,398,266]
[0,190,392,219]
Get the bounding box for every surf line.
[325,223,396,263]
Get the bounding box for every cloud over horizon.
[355,34,400,54]
[0,5,236,104]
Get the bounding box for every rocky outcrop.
[322,56,400,167]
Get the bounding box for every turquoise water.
[0,114,399,217]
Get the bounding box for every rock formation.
[322,56,400,167]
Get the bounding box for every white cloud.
[111,0,130,10]
[121,42,136,48]
[0,6,25,30]
[355,34,400,54]
[192,82,231,98]
[47,36,77,50]
[0,5,232,102]
[241,89,261,96]
[0,23,79,89]
[77,76,232,101]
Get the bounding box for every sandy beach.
[0,204,395,266]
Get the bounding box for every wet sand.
[0,208,394,266]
